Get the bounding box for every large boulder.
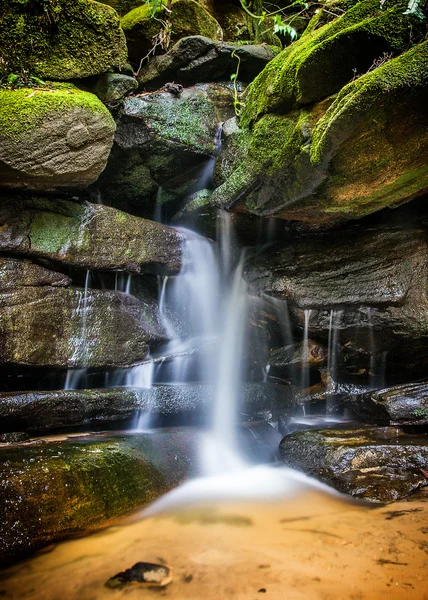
[280,424,428,502]
[121,0,223,64]
[96,83,235,216]
[0,86,116,192]
[244,221,428,353]
[0,259,165,368]
[0,0,127,80]
[137,35,281,90]
[346,382,428,427]
[0,195,183,275]
[210,39,428,224]
[0,382,294,432]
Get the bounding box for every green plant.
[230,49,245,117]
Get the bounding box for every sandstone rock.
[0,0,127,80]
[0,86,116,192]
[0,196,183,275]
[280,424,428,502]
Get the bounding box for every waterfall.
[64,270,91,390]
[300,309,312,393]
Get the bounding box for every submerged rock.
[121,0,223,65]
[244,222,428,354]
[96,83,235,215]
[0,423,280,565]
[137,35,281,90]
[0,86,116,192]
[0,0,127,80]
[106,562,173,589]
[0,196,183,275]
[346,382,428,427]
[280,424,428,502]
[0,383,293,432]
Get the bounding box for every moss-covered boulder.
[0,258,165,368]
[0,195,183,275]
[0,86,116,192]
[280,424,428,502]
[0,0,127,80]
[121,0,223,64]
[242,0,424,124]
[96,83,235,216]
[80,73,138,104]
[137,35,281,90]
[212,41,428,223]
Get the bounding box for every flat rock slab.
[346,381,428,426]
[279,424,428,503]
[0,383,294,432]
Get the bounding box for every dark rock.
[0,432,29,443]
[80,73,138,104]
[0,257,71,291]
[244,222,428,354]
[270,341,327,370]
[137,35,280,90]
[346,382,428,427]
[0,422,280,565]
[0,86,116,192]
[0,195,183,275]
[280,424,428,503]
[106,562,172,589]
[96,83,235,215]
[0,383,294,432]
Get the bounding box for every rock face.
[0,87,116,192]
[210,24,428,223]
[0,382,294,432]
[138,36,281,90]
[244,222,428,353]
[81,73,138,104]
[96,83,235,215]
[280,424,428,502]
[0,0,127,80]
[0,196,183,275]
[346,382,428,427]
[121,0,223,64]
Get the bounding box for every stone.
[0,195,183,275]
[137,35,281,90]
[346,382,428,427]
[0,383,294,432]
[279,424,428,502]
[0,86,116,192]
[80,73,138,104]
[106,562,172,589]
[0,0,127,80]
[244,220,428,354]
[121,0,223,65]
[96,83,235,215]
[270,341,327,370]
[0,257,71,291]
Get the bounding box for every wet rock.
[0,195,182,275]
[0,432,30,443]
[0,86,116,192]
[0,285,163,368]
[96,83,235,215]
[0,422,280,565]
[121,0,223,65]
[0,0,127,80]
[346,382,428,427]
[0,383,294,432]
[270,341,327,371]
[137,35,281,90]
[244,222,428,354]
[280,424,428,503]
[0,257,71,291]
[106,562,172,589]
[80,73,138,104]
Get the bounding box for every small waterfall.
[300,309,312,393]
[126,360,155,431]
[326,309,342,393]
[64,270,91,390]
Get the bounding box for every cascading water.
[64,269,91,390]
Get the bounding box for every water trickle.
[64,270,91,390]
[326,309,342,393]
[300,309,312,393]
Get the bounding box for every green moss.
[241,0,424,126]
[0,0,128,80]
[120,0,167,30]
[29,210,85,255]
[0,86,110,142]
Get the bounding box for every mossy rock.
[242,0,425,125]
[280,424,428,502]
[0,86,116,192]
[0,429,200,565]
[121,0,223,64]
[212,2,280,45]
[0,195,183,275]
[0,0,128,80]
[101,0,147,16]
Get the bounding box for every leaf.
[273,16,298,40]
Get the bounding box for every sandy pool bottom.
[1,489,427,600]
